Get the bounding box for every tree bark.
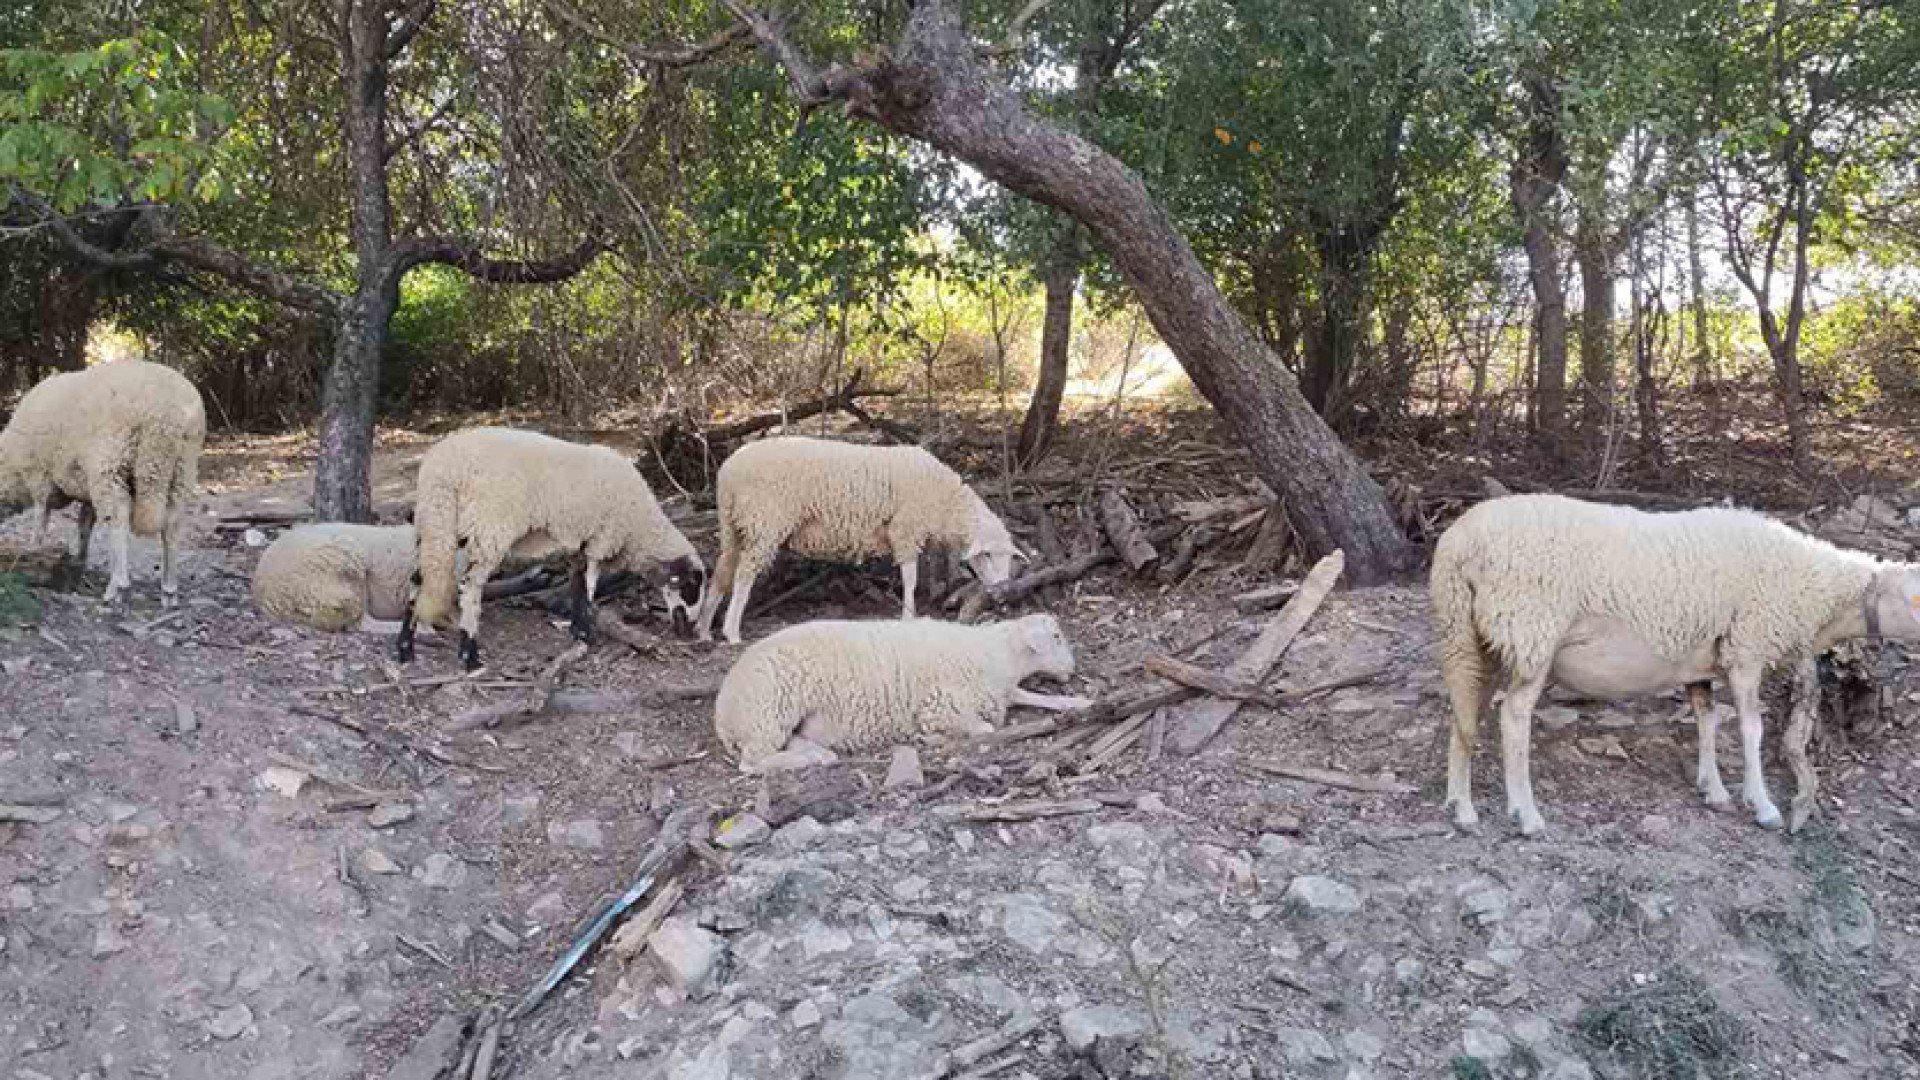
[1575,200,1615,428]
[1302,225,1375,422]
[733,2,1416,581]
[1016,225,1080,468]
[1685,191,1714,391]
[1509,71,1570,450]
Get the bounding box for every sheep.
[712,613,1091,771]
[0,360,205,607]
[1432,492,1920,837]
[397,427,705,672]
[694,435,1024,644]
[252,523,420,633]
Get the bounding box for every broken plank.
[1169,549,1345,757]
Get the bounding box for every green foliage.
[0,33,234,211]
[0,572,39,627]
[1576,967,1745,1079]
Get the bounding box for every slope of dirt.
[3,429,1919,1080]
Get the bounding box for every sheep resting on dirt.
[1432,492,1920,837]
[398,427,705,672]
[713,613,1091,772]
[253,523,422,633]
[0,360,205,607]
[694,435,1024,644]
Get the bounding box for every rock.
[774,816,826,849]
[243,527,268,547]
[1459,883,1513,924]
[1463,958,1502,980]
[1393,958,1425,986]
[753,740,841,774]
[799,922,854,959]
[206,1004,253,1040]
[1537,706,1580,729]
[1820,883,1878,953]
[790,1000,823,1030]
[649,916,722,997]
[6,884,32,911]
[1275,1028,1340,1065]
[106,802,139,823]
[414,853,467,890]
[1577,735,1627,759]
[253,767,308,798]
[318,1004,362,1028]
[945,975,1028,1016]
[367,802,415,828]
[1061,1005,1149,1052]
[612,731,650,759]
[714,813,771,850]
[361,849,402,876]
[546,818,605,850]
[386,1013,465,1080]
[1342,1030,1385,1064]
[1285,875,1363,914]
[891,875,929,902]
[500,793,542,826]
[527,890,568,924]
[1633,892,1674,923]
[1510,1015,1553,1047]
[1257,833,1296,857]
[884,746,925,791]
[821,991,941,1080]
[1462,1028,1511,1062]
[92,923,131,957]
[1558,907,1598,946]
[1543,1061,1594,1080]
[999,893,1066,953]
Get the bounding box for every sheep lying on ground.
[0,360,205,607]
[253,523,420,633]
[713,613,1090,771]
[398,427,705,671]
[1432,492,1920,836]
[694,436,1024,644]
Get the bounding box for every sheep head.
[644,552,706,635]
[1010,612,1076,679]
[1870,567,1920,640]
[962,491,1023,586]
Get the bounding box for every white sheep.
[252,523,419,633]
[398,427,705,671]
[0,360,205,606]
[1432,492,1920,836]
[712,613,1091,771]
[694,435,1023,644]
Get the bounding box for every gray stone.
[7,884,33,911]
[891,875,930,902]
[1393,957,1425,986]
[649,916,722,997]
[1558,908,1598,946]
[1257,833,1296,856]
[500,793,541,826]
[386,1013,465,1080]
[206,1004,253,1041]
[1633,892,1674,923]
[999,893,1066,953]
[790,1000,823,1029]
[799,921,854,959]
[821,991,940,1080]
[361,849,402,876]
[1342,1030,1385,1063]
[1276,1027,1340,1065]
[414,853,467,890]
[714,813,771,850]
[1460,884,1513,924]
[546,818,605,850]
[1462,1028,1511,1062]
[526,890,567,924]
[774,816,826,849]
[884,746,925,790]
[1510,1015,1553,1047]
[367,802,415,828]
[1537,706,1581,729]
[944,975,1028,1016]
[1285,875,1363,914]
[1061,1005,1149,1052]
[92,923,130,958]
[612,731,650,759]
[1543,1061,1594,1080]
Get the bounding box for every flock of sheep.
[4,358,1919,838]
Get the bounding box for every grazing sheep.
[253,523,419,633]
[0,360,205,606]
[694,436,1023,644]
[713,613,1090,770]
[1432,492,1920,836]
[398,427,705,671]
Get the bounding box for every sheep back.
[253,523,416,630]
[1432,493,1878,676]
[0,360,205,534]
[713,617,1020,763]
[716,436,982,561]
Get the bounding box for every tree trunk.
[1016,224,1081,468]
[1575,203,1614,428]
[784,3,1415,581]
[1303,226,1373,423]
[1629,231,1665,467]
[1509,71,1570,450]
[1685,192,1713,391]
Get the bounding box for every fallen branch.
[1169,549,1345,756]
[0,804,62,824]
[1158,522,1221,581]
[959,521,1183,622]
[919,1012,1046,1080]
[1241,759,1415,795]
[1098,488,1160,572]
[701,368,904,443]
[938,798,1103,823]
[263,750,403,801]
[1231,582,1299,612]
[445,641,589,733]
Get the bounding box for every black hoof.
[671,608,693,638]
[571,622,593,645]
[458,631,481,672]
[396,636,415,663]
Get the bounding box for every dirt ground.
[3,414,1920,1080]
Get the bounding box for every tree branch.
[394,235,603,283]
[543,0,750,71]
[385,92,460,163]
[384,0,437,60]
[723,2,865,108]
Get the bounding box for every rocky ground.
[3,430,1919,1080]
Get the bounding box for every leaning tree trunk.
[788,3,1416,580]
[1016,225,1081,468]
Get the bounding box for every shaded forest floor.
[3,387,1919,1080]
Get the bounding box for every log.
[1240,506,1293,573]
[1158,522,1220,581]
[960,521,1183,621]
[1098,488,1160,572]
[1169,550,1345,756]
[1030,503,1066,564]
[1241,760,1416,795]
[1232,582,1299,612]
[756,763,865,826]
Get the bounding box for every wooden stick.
[1169,550,1345,756]
[445,642,588,733]
[1099,488,1160,572]
[264,750,402,801]
[919,1012,1045,1080]
[939,798,1103,823]
[1241,759,1415,795]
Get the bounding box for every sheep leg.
[1442,649,1497,832]
[1784,656,1820,834]
[568,553,596,645]
[721,548,770,645]
[695,525,740,642]
[159,500,183,608]
[29,498,51,548]
[1728,667,1783,829]
[1498,671,1549,837]
[98,486,134,606]
[456,546,502,674]
[896,553,919,620]
[69,501,96,591]
[397,571,421,663]
[1009,687,1095,711]
[1689,680,1732,808]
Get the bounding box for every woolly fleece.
[696,435,1019,642]
[0,360,204,604]
[714,612,1078,768]
[253,523,417,632]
